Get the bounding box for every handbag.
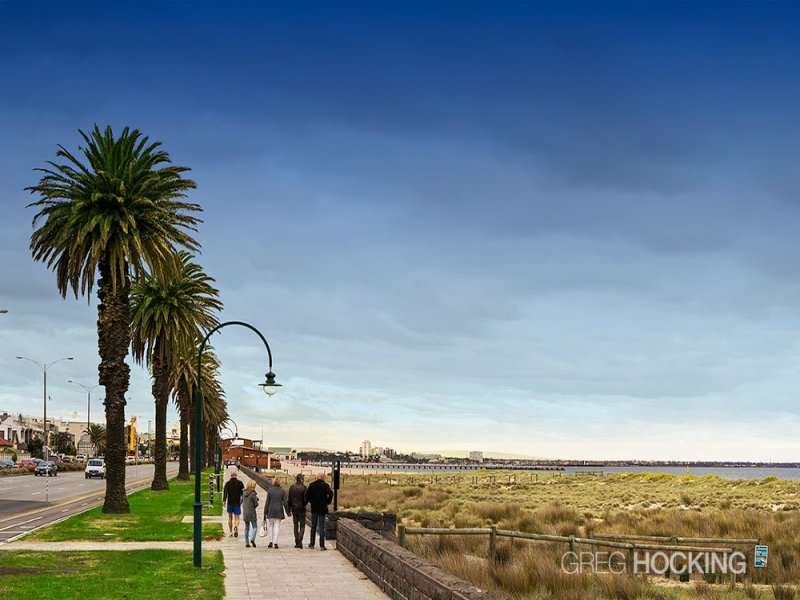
[259,519,268,538]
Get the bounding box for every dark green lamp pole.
[193,321,280,568]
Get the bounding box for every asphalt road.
[0,462,180,543]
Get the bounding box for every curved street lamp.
[193,321,280,568]
[16,355,74,460]
[68,379,99,434]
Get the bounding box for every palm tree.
[87,424,106,457]
[131,252,222,491]
[27,125,201,513]
[171,346,225,479]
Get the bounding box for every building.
[221,437,280,470]
[360,440,372,459]
[411,452,441,462]
[267,447,297,461]
[469,451,484,464]
[383,448,397,459]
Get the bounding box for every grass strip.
[0,550,224,599]
[29,472,223,542]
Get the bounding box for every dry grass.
[338,470,800,599]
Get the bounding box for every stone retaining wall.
[337,519,501,600]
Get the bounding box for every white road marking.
[0,516,42,531]
[31,492,41,496]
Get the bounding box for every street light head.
[259,371,281,397]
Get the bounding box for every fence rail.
[591,533,759,545]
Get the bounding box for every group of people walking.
[223,468,334,550]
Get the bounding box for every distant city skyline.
[2,2,800,461]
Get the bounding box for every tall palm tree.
[131,252,222,491]
[27,125,201,513]
[87,424,106,457]
[171,346,225,479]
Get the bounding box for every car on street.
[34,461,58,476]
[85,458,105,479]
[17,458,39,469]
[0,459,16,469]
[125,455,136,464]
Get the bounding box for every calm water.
[345,464,800,480]
[562,466,800,480]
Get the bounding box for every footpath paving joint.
[219,471,388,600]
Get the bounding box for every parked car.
[75,455,86,463]
[34,461,58,477]
[125,455,136,464]
[17,458,38,469]
[0,459,16,469]
[85,458,105,479]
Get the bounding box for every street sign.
[755,545,768,568]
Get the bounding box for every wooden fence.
[397,525,752,587]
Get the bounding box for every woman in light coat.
[241,480,260,548]
[264,477,290,548]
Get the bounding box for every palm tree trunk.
[150,347,169,491]
[98,257,131,514]
[177,383,190,481]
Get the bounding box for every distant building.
[411,452,440,462]
[383,447,396,459]
[469,451,484,464]
[268,447,297,461]
[360,440,372,459]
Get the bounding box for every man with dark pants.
[288,473,308,548]
[305,471,333,550]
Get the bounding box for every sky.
[1,1,800,461]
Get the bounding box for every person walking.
[305,471,333,550]
[222,467,245,538]
[241,480,260,548]
[288,473,308,548]
[264,476,289,549]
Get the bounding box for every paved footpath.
[220,471,387,600]
[0,470,387,600]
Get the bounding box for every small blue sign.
[754,545,768,568]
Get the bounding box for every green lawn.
[30,473,223,542]
[0,550,224,599]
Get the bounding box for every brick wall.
[337,519,501,600]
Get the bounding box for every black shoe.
[320,546,327,551]
[268,542,273,548]
[308,544,314,549]
[233,526,238,538]
[251,540,256,548]
[274,544,279,549]
[245,543,250,548]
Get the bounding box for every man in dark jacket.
[222,468,245,538]
[288,473,308,548]
[304,471,333,550]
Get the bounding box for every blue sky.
[1,1,800,460]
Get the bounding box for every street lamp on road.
[193,320,280,568]
[16,355,74,460]
[67,379,99,433]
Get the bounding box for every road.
[0,462,179,543]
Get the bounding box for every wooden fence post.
[489,526,497,563]
[398,525,406,548]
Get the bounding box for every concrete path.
[221,471,387,600]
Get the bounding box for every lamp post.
[16,356,74,461]
[67,379,99,434]
[193,321,280,568]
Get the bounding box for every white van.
[85,458,105,479]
